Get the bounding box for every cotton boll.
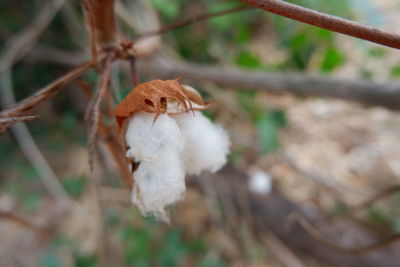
[248,170,272,195]
[125,112,184,162]
[125,111,186,222]
[173,111,230,175]
[132,150,185,222]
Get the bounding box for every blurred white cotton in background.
[248,170,273,195]
[173,111,230,175]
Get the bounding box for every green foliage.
[390,65,400,78]
[62,176,87,198]
[235,89,287,154]
[121,222,210,266]
[320,47,345,72]
[150,0,180,20]
[235,51,263,70]
[331,201,348,215]
[74,255,98,267]
[199,258,228,267]
[41,250,61,267]
[256,111,286,154]
[367,207,391,227]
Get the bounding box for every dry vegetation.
[1,0,400,266]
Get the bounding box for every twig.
[0,70,73,207]
[25,48,400,110]
[0,60,95,118]
[81,0,98,64]
[139,56,400,109]
[87,53,114,171]
[0,115,40,135]
[128,55,139,86]
[24,49,400,109]
[238,0,400,49]
[357,185,400,210]
[0,211,50,239]
[79,80,132,188]
[0,0,67,71]
[287,213,400,254]
[135,6,252,40]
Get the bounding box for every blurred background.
[1,0,400,266]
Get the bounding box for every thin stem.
[87,53,114,171]
[0,115,40,134]
[238,0,400,49]
[0,60,96,118]
[0,212,50,239]
[135,6,252,40]
[287,213,400,254]
[128,55,139,86]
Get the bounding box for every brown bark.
[83,0,119,50]
[238,0,400,49]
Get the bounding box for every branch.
[0,211,50,239]
[79,80,132,188]
[0,115,40,134]
[139,57,400,109]
[135,6,253,40]
[87,53,114,171]
[288,213,400,255]
[238,0,400,49]
[24,49,400,110]
[0,60,95,118]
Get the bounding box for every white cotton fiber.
[173,111,230,175]
[248,170,272,195]
[131,150,185,223]
[125,112,186,221]
[125,112,184,162]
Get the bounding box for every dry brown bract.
[113,79,194,128]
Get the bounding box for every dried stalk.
[135,6,252,40]
[0,60,95,118]
[79,80,132,188]
[87,53,114,171]
[238,0,400,49]
[0,115,40,134]
[0,211,50,239]
[287,213,400,255]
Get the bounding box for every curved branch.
[0,115,40,134]
[0,212,50,239]
[238,0,400,49]
[135,6,252,40]
[0,60,95,118]
[140,58,400,109]
[288,213,400,255]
